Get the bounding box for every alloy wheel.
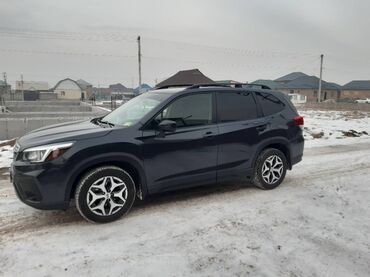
[86,176,128,216]
[261,155,284,184]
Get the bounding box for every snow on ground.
[299,110,370,148]
[1,141,369,276]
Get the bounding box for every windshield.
[102,92,169,127]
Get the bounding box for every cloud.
[0,0,369,86]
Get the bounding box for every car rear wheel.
[252,148,287,190]
[75,166,136,223]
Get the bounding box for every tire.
[252,148,287,190]
[75,166,136,223]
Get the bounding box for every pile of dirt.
[0,139,16,148]
[311,131,325,139]
[341,130,369,137]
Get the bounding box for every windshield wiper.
[96,118,115,128]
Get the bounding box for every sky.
[0,0,369,88]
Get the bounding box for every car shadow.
[133,181,255,210]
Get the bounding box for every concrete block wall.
[5,100,81,106]
[0,116,95,140]
[39,93,58,100]
[297,102,370,111]
[7,105,92,112]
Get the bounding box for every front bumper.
[10,162,70,210]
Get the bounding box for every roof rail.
[155,83,272,90]
[242,84,272,90]
[185,83,231,90]
[186,83,272,90]
[155,84,193,90]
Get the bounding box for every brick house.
[341,81,370,100]
[274,72,308,84]
[276,75,341,102]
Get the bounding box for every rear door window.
[217,91,258,122]
[255,92,285,116]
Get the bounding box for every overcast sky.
[1,0,369,88]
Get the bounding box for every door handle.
[203,131,214,139]
[256,124,267,132]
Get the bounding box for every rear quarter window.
[255,92,285,116]
[217,91,258,122]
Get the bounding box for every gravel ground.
[1,141,370,276]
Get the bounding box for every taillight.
[293,115,304,126]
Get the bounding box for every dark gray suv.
[11,84,304,223]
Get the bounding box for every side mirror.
[158,120,176,135]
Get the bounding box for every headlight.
[22,142,74,163]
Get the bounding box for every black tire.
[252,148,288,190]
[75,166,136,223]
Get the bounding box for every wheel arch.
[252,137,292,170]
[65,153,148,202]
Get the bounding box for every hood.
[18,119,112,149]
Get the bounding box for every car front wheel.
[252,148,287,190]
[75,166,136,223]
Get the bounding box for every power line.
[145,37,319,59]
[0,48,136,58]
[0,27,319,58]
[0,47,319,71]
[0,48,322,80]
[0,27,136,43]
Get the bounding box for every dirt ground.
[1,141,370,276]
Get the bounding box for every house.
[156,69,214,88]
[53,78,85,100]
[134,84,152,94]
[341,81,370,100]
[92,87,112,99]
[92,83,136,100]
[14,80,50,101]
[274,72,309,84]
[251,73,341,102]
[76,79,93,99]
[109,83,134,93]
[278,75,341,102]
[15,81,49,92]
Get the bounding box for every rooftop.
[274,72,309,83]
[342,80,370,90]
[278,75,341,90]
[156,69,214,88]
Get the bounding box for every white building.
[53,78,84,100]
[15,81,49,91]
[288,93,307,104]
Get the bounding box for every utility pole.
[137,36,142,93]
[318,54,323,103]
[21,74,24,94]
[3,72,7,88]
[3,72,9,94]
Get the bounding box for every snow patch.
[0,145,13,169]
